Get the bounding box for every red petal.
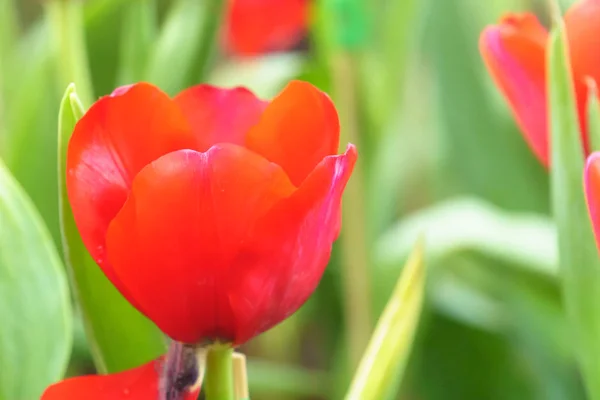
[105,146,295,343]
[228,144,357,344]
[225,0,308,55]
[565,0,600,156]
[245,80,340,186]
[479,13,549,166]
[67,83,197,294]
[585,152,600,249]
[41,358,200,400]
[174,84,268,151]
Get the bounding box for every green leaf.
[58,84,166,373]
[376,197,557,283]
[0,159,72,400]
[548,24,600,400]
[586,78,600,153]
[1,20,63,248]
[345,240,425,400]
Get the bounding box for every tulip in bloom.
[66,79,355,345]
[44,79,355,397]
[225,0,308,55]
[479,0,600,166]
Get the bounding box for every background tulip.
[225,0,308,55]
[480,0,600,166]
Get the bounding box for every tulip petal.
[67,82,197,291]
[480,14,549,165]
[41,357,200,400]
[228,144,357,344]
[245,80,340,186]
[174,84,268,151]
[585,152,600,248]
[565,0,600,154]
[226,0,307,55]
[105,145,296,343]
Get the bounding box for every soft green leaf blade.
[376,197,557,285]
[0,159,72,400]
[345,241,425,400]
[548,24,600,400]
[58,85,166,373]
[1,20,63,247]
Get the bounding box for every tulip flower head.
[45,79,355,398]
[67,80,355,345]
[479,0,600,166]
[226,0,309,55]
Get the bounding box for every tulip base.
[204,344,234,400]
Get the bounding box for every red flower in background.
[66,80,356,346]
[479,0,600,166]
[585,153,600,246]
[41,356,200,400]
[225,0,308,55]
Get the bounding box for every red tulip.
[67,80,356,346]
[41,355,200,400]
[225,0,308,55]
[585,153,600,245]
[479,0,600,166]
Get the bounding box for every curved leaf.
[346,241,425,400]
[0,159,72,399]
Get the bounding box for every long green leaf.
[1,20,63,247]
[345,241,425,400]
[548,24,600,400]
[0,159,72,400]
[58,84,166,373]
[376,197,557,281]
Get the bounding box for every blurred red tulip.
[225,0,308,55]
[66,80,356,345]
[585,152,600,246]
[479,0,600,166]
[41,356,200,400]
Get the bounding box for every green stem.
[331,52,372,370]
[189,0,227,83]
[204,345,234,400]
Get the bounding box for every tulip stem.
[331,51,372,370]
[204,345,234,400]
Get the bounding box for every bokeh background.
[0,0,587,399]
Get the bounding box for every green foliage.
[548,23,600,400]
[0,159,72,400]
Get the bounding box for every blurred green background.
[0,0,588,398]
